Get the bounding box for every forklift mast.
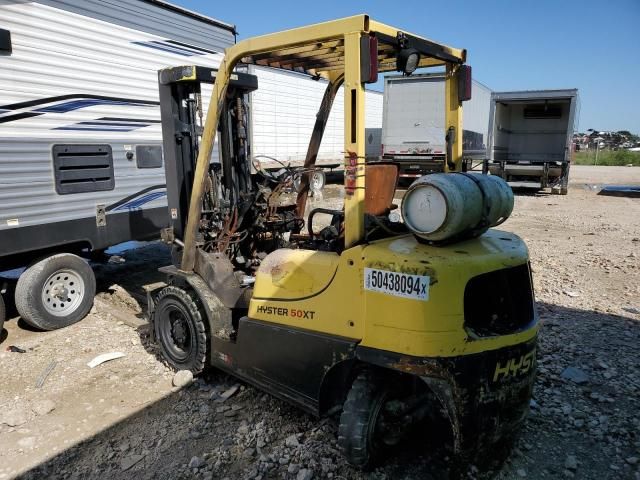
[158,65,258,241]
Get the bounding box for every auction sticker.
[364,268,429,301]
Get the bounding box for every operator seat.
[307,163,399,242]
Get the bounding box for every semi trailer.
[485,89,579,194]
[381,73,492,178]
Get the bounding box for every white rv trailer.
[0,0,384,331]
[0,0,234,331]
[381,73,492,178]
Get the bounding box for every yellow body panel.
[359,231,538,356]
[343,32,366,248]
[250,229,538,358]
[253,249,340,300]
[250,247,366,340]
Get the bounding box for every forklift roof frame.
[180,14,468,272]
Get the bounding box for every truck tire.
[338,371,391,469]
[15,253,96,331]
[152,286,208,374]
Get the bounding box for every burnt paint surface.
[210,318,357,414]
[357,336,537,457]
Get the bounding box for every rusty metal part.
[356,338,537,459]
[295,75,344,220]
[194,249,246,309]
[364,163,398,215]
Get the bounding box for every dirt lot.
[1,165,639,480]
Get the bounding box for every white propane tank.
[401,173,514,243]
[481,174,514,226]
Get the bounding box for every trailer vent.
[464,263,535,337]
[523,104,562,119]
[52,144,115,194]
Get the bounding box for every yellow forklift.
[150,15,538,469]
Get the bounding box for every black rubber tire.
[15,253,96,331]
[152,286,208,374]
[338,371,390,469]
[0,293,5,337]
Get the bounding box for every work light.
[397,48,420,75]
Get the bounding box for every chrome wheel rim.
[310,171,324,191]
[41,269,85,316]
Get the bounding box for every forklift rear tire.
[338,371,391,469]
[15,253,96,331]
[153,286,208,374]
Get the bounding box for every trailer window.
[136,145,163,168]
[52,144,115,195]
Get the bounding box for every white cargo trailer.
[249,65,383,169]
[485,89,579,194]
[0,0,382,331]
[381,73,491,179]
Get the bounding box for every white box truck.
[381,73,492,179]
[484,89,579,194]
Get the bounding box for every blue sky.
[175,0,639,133]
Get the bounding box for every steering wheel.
[307,208,344,240]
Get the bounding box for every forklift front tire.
[153,286,208,374]
[338,371,391,469]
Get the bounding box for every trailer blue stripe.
[131,39,217,57]
[36,99,157,113]
[55,126,139,131]
[111,191,167,211]
[131,40,194,56]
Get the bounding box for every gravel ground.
[0,165,638,480]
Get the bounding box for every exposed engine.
[189,91,306,273]
[159,65,397,282]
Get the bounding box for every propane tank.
[400,173,514,243]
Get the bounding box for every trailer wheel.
[294,170,326,192]
[338,371,396,469]
[153,286,207,374]
[15,253,95,331]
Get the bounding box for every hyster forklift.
[150,15,538,469]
